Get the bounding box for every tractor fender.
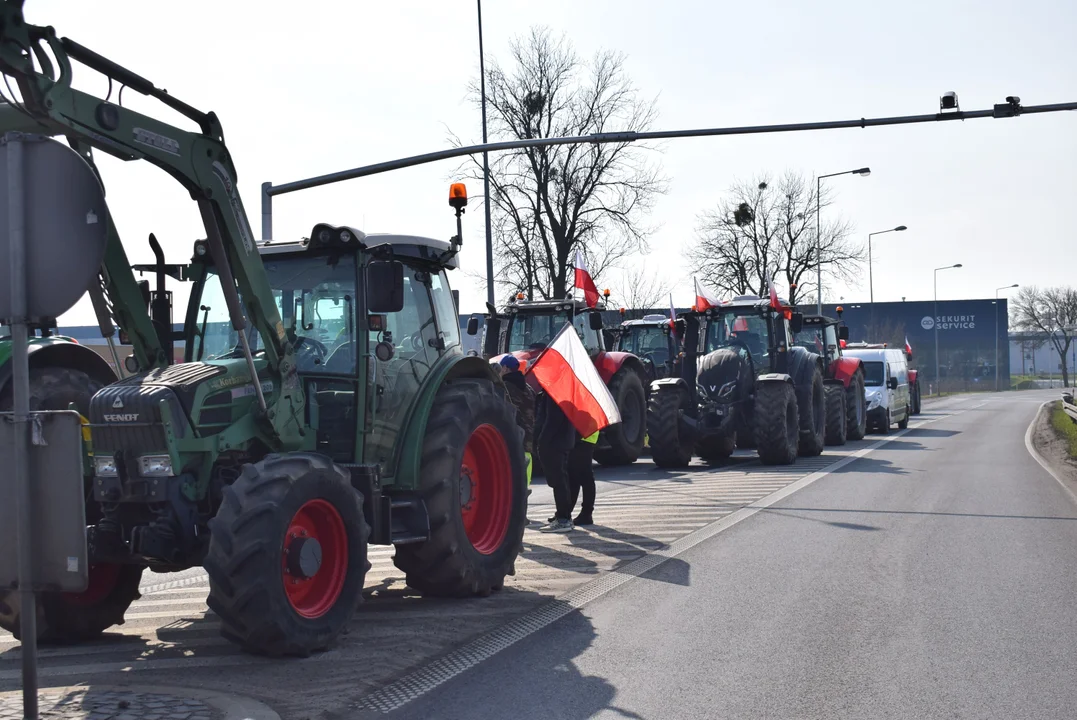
[908,369,919,383]
[756,373,793,385]
[650,376,689,394]
[0,339,118,396]
[392,354,506,492]
[594,351,645,385]
[786,347,823,390]
[832,356,863,387]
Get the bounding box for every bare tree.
[453,27,668,302]
[607,267,669,318]
[685,171,864,305]
[1011,285,1077,386]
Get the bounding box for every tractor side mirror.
[789,312,804,334]
[482,316,502,357]
[366,260,405,313]
[588,312,604,331]
[466,315,480,336]
[838,326,849,341]
[137,279,151,310]
[888,377,899,390]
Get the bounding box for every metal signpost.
[0,132,109,719]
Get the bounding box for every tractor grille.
[89,384,183,455]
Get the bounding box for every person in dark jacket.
[535,391,577,533]
[495,355,536,487]
[568,429,599,526]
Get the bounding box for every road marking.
[1024,400,1077,507]
[353,413,949,714]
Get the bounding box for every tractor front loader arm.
[0,4,304,448]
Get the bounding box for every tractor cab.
[793,314,850,376]
[616,314,684,384]
[473,296,608,366]
[691,295,802,379]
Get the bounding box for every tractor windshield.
[794,324,838,362]
[507,311,602,354]
[705,312,769,364]
[619,326,672,366]
[192,254,359,374]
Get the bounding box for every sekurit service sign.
[921,314,977,331]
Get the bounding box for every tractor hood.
[696,347,750,401]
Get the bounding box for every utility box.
[0,410,88,592]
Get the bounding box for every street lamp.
[868,224,907,332]
[477,0,495,306]
[995,283,1018,392]
[934,263,963,396]
[816,167,871,313]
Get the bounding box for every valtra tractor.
[792,312,869,444]
[647,294,827,467]
[470,296,648,466]
[0,6,527,658]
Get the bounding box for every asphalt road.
[380,391,1077,720]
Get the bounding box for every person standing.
[536,391,577,533]
[494,355,536,488]
[568,429,599,526]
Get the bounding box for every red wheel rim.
[282,499,348,619]
[63,563,120,607]
[459,424,512,555]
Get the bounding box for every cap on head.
[499,355,521,372]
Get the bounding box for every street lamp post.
[477,0,494,307]
[867,224,907,333]
[934,263,963,396]
[995,283,1019,392]
[815,167,870,314]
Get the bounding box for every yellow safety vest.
[583,430,599,444]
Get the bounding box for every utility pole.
[477,0,495,307]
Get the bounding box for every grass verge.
[1049,402,1077,458]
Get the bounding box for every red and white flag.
[574,249,599,308]
[668,293,677,329]
[527,322,621,437]
[694,278,721,311]
[904,336,913,357]
[767,275,781,309]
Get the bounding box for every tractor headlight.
[696,383,709,399]
[138,454,174,477]
[717,381,737,398]
[94,455,118,477]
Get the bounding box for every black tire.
[697,433,736,464]
[797,366,826,457]
[824,385,847,446]
[393,377,527,597]
[647,386,694,468]
[0,366,143,644]
[753,382,799,465]
[845,370,868,441]
[898,405,910,429]
[912,382,922,415]
[205,453,370,657]
[879,409,892,434]
[0,564,143,643]
[595,369,646,466]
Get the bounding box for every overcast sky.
[28,0,1076,327]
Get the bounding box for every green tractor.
[0,5,527,656]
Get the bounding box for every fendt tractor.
[0,5,527,658]
[792,313,869,444]
[614,314,684,387]
[647,295,827,467]
[469,297,648,466]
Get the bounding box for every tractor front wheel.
[824,385,848,446]
[647,386,694,468]
[205,453,369,657]
[754,382,799,465]
[845,370,868,441]
[595,369,647,466]
[797,366,826,457]
[393,378,527,597]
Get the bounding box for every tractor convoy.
[0,2,916,662]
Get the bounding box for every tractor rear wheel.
[824,385,847,446]
[753,382,799,466]
[0,564,143,643]
[845,370,868,441]
[911,381,922,415]
[205,453,369,657]
[393,378,527,597]
[697,433,736,464]
[647,386,694,468]
[797,366,826,457]
[0,366,144,644]
[595,369,647,466]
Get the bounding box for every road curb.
[0,684,280,720]
[1024,400,1077,507]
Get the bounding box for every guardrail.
[1062,392,1077,423]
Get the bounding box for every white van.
[841,347,911,433]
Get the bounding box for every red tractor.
[791,312,868,444]
[468,297,648,466]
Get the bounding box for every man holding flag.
[528,317,622,532]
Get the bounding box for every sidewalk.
[0,686,278,720]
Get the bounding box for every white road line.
[1024,400,1077,507]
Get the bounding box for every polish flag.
[668,293,677,330]
[767,275,781,309]
[904,336,913,357]
[574,249,599,308]
[527,322,621,436]
[694,278,721,311]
